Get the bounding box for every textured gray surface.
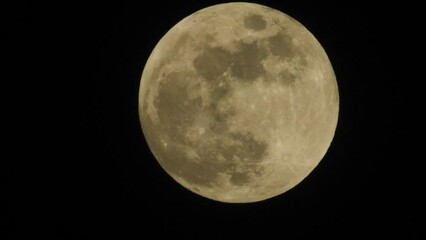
[139,2,339,202]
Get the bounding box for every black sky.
[2,1,416,239]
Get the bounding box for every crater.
[244,14,267,31]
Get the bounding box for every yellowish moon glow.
[138,2,339,203]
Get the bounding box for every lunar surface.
[138,3,339,203]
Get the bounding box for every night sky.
[2,1,415,238]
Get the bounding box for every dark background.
[2,0,416,239]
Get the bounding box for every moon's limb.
[139,2,339,203]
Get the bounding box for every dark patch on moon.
[267,32,295,58]
[193,46,232,81]
[149,68,270,188]
[208,76,233,104]
[210,83,231,101]
[173,34,191,56]
[151,91,268,188]
[230,41,267,82]
[279,70,297,86]
[230,132,268,162]
[161,142,218,187]
[141,34,194,114]
[229,172,251,186]
[244,14,266,31]
[219,132,267,186]
[207,103,236,133]
[140,108,218,187]
[184,39,273,187]
[154,71,202,138]
[205,131,268,186]
[193,40,267,83]
[227,132,268,186]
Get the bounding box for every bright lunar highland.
[139,3,339,203]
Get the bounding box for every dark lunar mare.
[144,13,309,189]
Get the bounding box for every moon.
[138,2,339,203]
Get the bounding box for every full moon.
[138,3,339,203]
